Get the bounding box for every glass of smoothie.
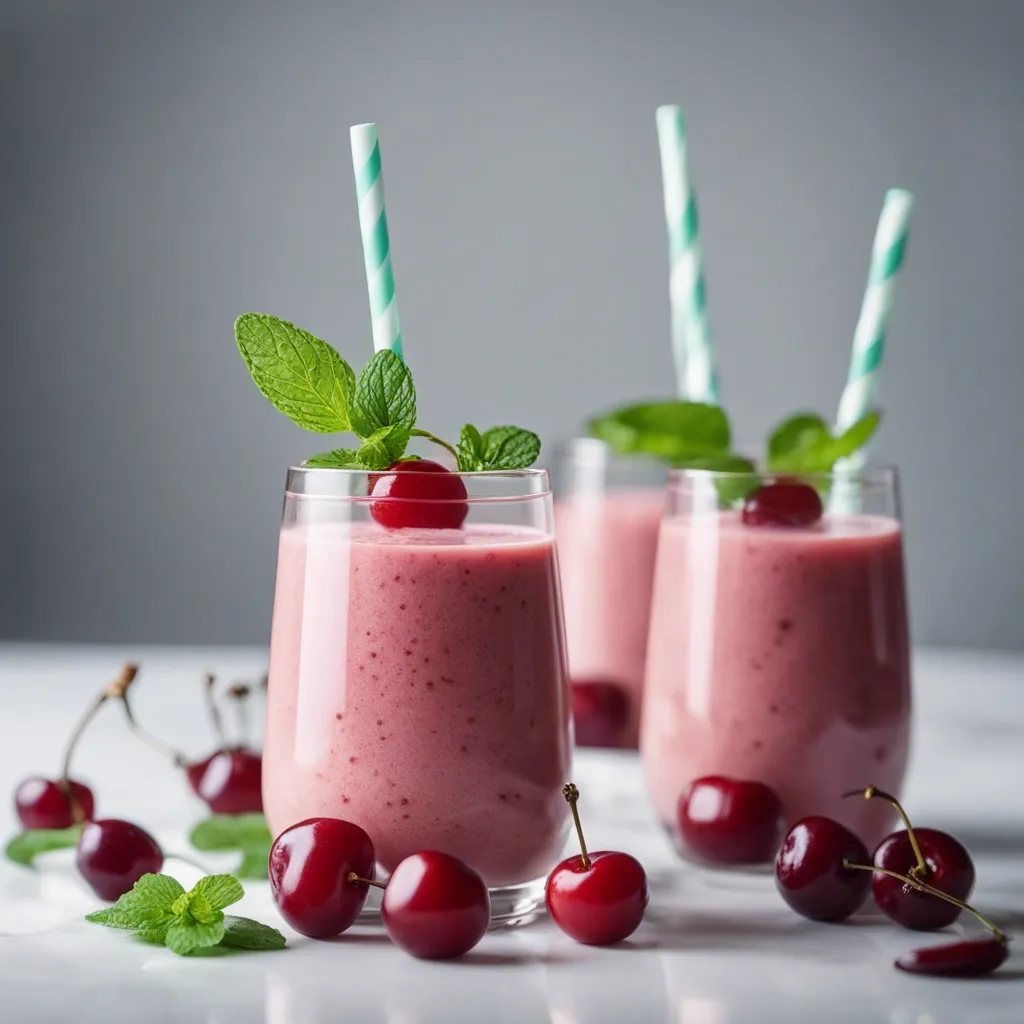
[641,466,912,865]
[553,439,665,749]
[262,464,572,925]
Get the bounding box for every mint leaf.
[4,826,82,866]
[357,425,411,469]
[166,916,226,956]
[456,424,485,471]
[480,426,541,470]
[682,454,759,506]
[589,401,731,464]
[305,447,364,469]
[220,915,288,951]
[190,814,271,879]
[768,411,881,473]
[832,411,882,461]
[85,873,184,936]
[351,349,416,437]
[235,313,356,434]
[768,413,831,466]
[190,874,244,913]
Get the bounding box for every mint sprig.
[5,826,83,866]
[189,813,271,880]
[86,872,285,955]
[236,314,540,473]
[767,411,880,473]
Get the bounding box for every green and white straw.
[655,104,719,405]
[835,188,915,437]
[350,122,403,358]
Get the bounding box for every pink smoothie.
[555,490,663,747]
[641,511,911,846]
[263,522,571,887]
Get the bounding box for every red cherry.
[571,682,629,748]
[775,816,872,922]
[895,937,1008,978]
[545,783,648,945]
[14,777,95,830]
[268,817,376,938]
[742,482,823,528]
[76,819,164,901]
[186,748,263,814]
[677,776,783,865]
[381,851,491,960]
[369,460,469,530]
[872,828,975,931]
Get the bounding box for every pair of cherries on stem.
[775,786,1008,977]
[268,818,490,960]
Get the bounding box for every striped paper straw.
[655,104,719,404]
[835,188,915,435]
[350,122,403,358]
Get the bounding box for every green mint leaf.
[767,413,831,466]
[190,814,272,852]
[589,401,731,464]
[351,349,416,437]
[189,874,244,913]
[768,411,881,474]
[4,826,82,866]
[357,425,411,469]
[305,447,365,469]
[235,313,356,434]
[165,916,226,956]
[456,424,485,471]
[220,915,287,951]
[478,426,542,470]
[831,411,882,461]
[681,454,759,507]
[85,873,184,934]
[235,847,270,880]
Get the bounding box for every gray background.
[2,0,1022,649]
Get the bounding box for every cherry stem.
[116,678,188,768]
[562,782,590,870]
[165,852,211,874]
[227,684,251,747]
[409,427,460,462]
[59,663,139,821]
[842,860,1007,943]
[844,784,928,879]
[347,872,386,890]
[203,673,229,748]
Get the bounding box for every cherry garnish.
[775,816,872,922]
[12,663,138,831]
[847,785,975,931]
[185,748,263,815]
[895,937,1009,978]
[571,682,629,749]
[380,850,491,959]
[677,775,783,865]
[742,482,823,528]
[369,460,469,530]
[546,783,648,945]
[76,818,164,901]
[268,817,376,938]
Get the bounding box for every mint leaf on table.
[4,826,82,866]
[190,873,245,912]
[350,349,416,437]
[589,401,731,464]
[190,813,272,880]
[455,425,541,471]
[235,314,356,433]
[86,873,184,942]
[767,411,881,474]
[221,915,288,951]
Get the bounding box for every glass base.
[356,875,547,930]
[662,823,776,881]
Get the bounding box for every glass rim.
[666,462,900,486]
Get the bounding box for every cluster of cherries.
[269,783,648,959]
[12,664,264,901]
[674,773,1009,977]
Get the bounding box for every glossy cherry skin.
[775,816,872,922]
[268,817,376,938]
[381,851,490,959]
[895,937,1008,978]
[677,776,783,865]
[872,828,975,930]
[571,682,629,749]
[76,819,164,901]
[369,460,469,530]
[14,777,95,830]
[742,482,823,528]
[545,850,649,945]
[185,747,263,814]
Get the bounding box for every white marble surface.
[0,644,1022,1023]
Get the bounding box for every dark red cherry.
[76,819,164,901]
[369,460,469,530]
[872,828,975,931]
[742,482,822,528]
[381,851,490,959]
[268,817,376,938]
[895,937,1008,977]
[775,816,872,921]
[15,777,95,830]
[677,776,783,865]
[185,748,263,814]
[571,682,629,748]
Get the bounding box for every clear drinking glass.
[553,439,666,748]
[641,467,912,864]
[263,466,572,925]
